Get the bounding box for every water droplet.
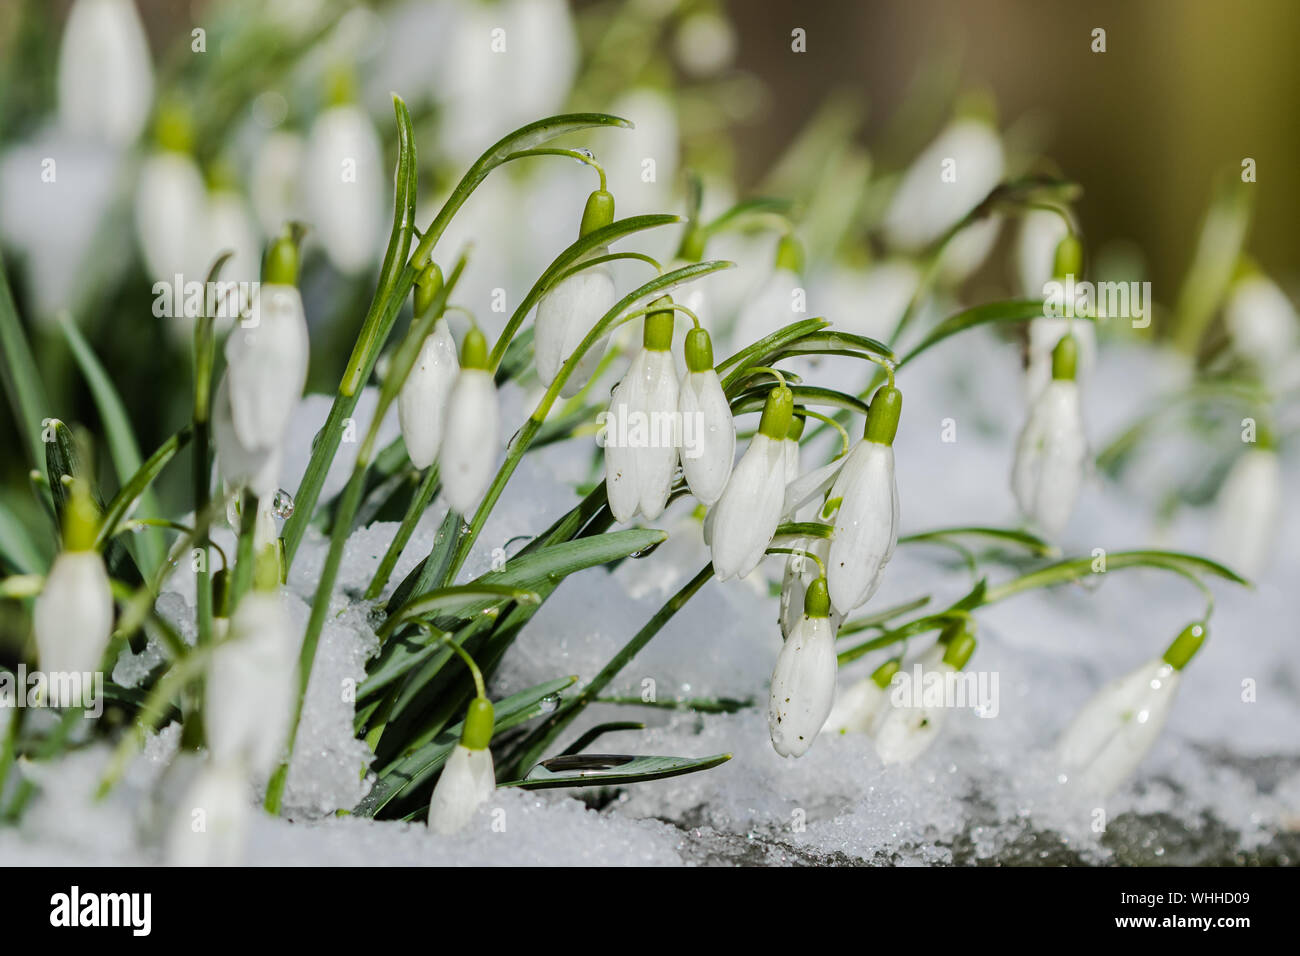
[573,146,595,163]
[539,694,561,713]
[272,489,295,518]
[630,540,664,559]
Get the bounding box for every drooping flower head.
[429,696,497,835]
[398,263,459,469]
[678,326,735,506]
[769,577,838,757]
[440,327,501,515]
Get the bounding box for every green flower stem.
[438,633,487,700]
[506,562,715,778]
[439,261,732,588]
[837,548,1245,665]
[765,545,827,578]
[227,490,258,611]
[794,407,850,456]
[549,251,663,286]
[283,112,634,567]
[500,147,606,191]
[364,466,439,600]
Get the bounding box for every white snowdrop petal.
[58,0,154,147]
[1213,447,1281,580]
[225,285,310,451]
[213,375,282,498]
[827,442,899,616]
[165,762,251,866]
[678,369,735,505]
[135,151,207,285]
[708,434,787,580]
[768,615,837,757]
[428,744,496,835]
[34,551,113,678]
[634,351,680,519]
[304,105,383,274]
[398,320,460,469]
[1011,379,1086,541]
[440,369,500,515]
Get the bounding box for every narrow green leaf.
[502,752,732,790]
[896,299,1052,368]
[0,249,52,469]
[94,427,192,548]
[718,318,828,389]
[58,314,163,575]
[899,525,1058,557]
[730,384,870,417]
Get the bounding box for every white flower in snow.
[605,301,680,523]
[826,386,901,617]
[1057,624,1205,795]
[769,578,838,757]
[1223,274,1298,373]
[34,486,112,680]
[874,627,975,765]
[708,386,794,580]
[398,319,459,470]
[165,761,250,866]
[304,102,383,274]
[535,249,616,396]
[205,592,297,778]
[57,0,153,147]
[224,268,309,451]
[883,118,1003,251]
[823,659,900,737]
[678,327,734,505]
[1015,208,1071,298]
[213,374,282,499]
[1024,317,1096,404]
[135,149,207,284]
[440,328,500,515]
[1212,447,1281,580]
[200,187,261,326]
[779,535,840,640]
[1011,335,1086,541]
[429,698,496,835]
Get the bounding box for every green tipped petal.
[580,189,616,238]
[684,326,714,372]
[461,696,496,750]
[758,385,794,440]
[864,385,902,445]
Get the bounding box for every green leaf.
[380,584,541,636]
[501,752,732,790]
[983,549,1249,603]
[0,249,52,469]
[768,328,895,362]
[899,525,1058,557]
[0,495,47,573]
[895,299,1050,368]
[718,318,828,390]
[58,314,164,575]
[730,384,870,417]
[390,529,665,627]
[354,676,577,818]
[94,427,192,549]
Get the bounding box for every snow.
[4,295,1298,867]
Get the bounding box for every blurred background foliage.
[0,0,1294,596]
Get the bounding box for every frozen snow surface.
[3,320,1298,867]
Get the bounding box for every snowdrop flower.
[429,697,496,834]
[678,327,735,505]
[398,265,458,469]
[164,761,249,866]
[1024,234,1096,402]
[1015,209,1071,298]
[224,238,309,451]
[769,578,838,757]
[731,235,804,350]
[823,658,900,737]
[708,383,795,580]
[874,626,976,765]
[602,87,679,220]
[250,131,306,240]
[213,374,281,499]
[440,328,500,515]
[534,190,618,396]
[135,112,207,285]
[826,386,902,617]
[783,411,804,484]
[606,299,680,522]
[33,484,113,680]
[304,97,383,274]
[1212,446,1281,579]
[57,0,153,147]
[1057,623,1206,796]
[883,117,1004,251]
[1223,273,1298,374]
[200,183,261,327]
[1011,334,1087,541]
[205,591,297,777]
